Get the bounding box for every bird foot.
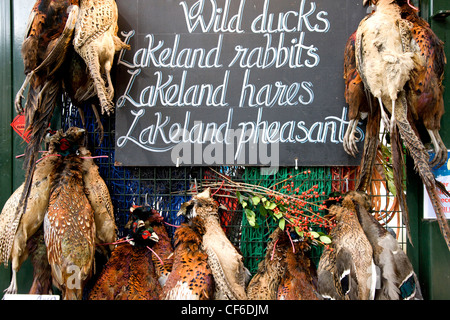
[343,119,361,157]
[100,100,115,116]
[343,125,359,157]
[429,145,448,169]
[427,129,448,168]
[2,271,17,298]
[382,113,391,131]
[14,94,24,114]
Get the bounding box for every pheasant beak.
[150,232,159,243]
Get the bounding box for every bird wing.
[79,149,116,248]
[0,184,25,265]
[356,104,380,191]
[150,224,174,286]
[162,222,214,300]
[355,16,371,92]
[35,5,79,76]
[89,244,133,300]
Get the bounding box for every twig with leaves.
[179,168,339,247]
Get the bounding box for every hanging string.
[286,229,296,254]
[80,155,109,160]
[164,221,180,228]
[35,154,62,163]
[270,239,279,261]
[96,237,134,246]
[147,246,164,266]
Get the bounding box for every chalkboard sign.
[114,0,368,167]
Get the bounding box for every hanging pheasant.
[1,127,116,297]
[89,205,162,300]
[276,230,320,300]
[141,208,174,287]
[27,227,53,295]
[397,0,448,168]
[342,25,381,192]
[89,243,162,300]
[1,130,61,295]
[177,189,250,300]
[354,0,450,250]
[247,228,320,300]
[247,228,286,300]
[44,127,96,300]
[12,1,80,268]
[317,193,376,300]
[161,215,214,300]
[79,146,117,253]
[73,0,130,116]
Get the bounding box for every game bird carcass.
[43,127,96,300]
[174,188,250,300]
[89,205,163,300]
[354,0,450,250]
[73,0,130,116]
[12,2,80,270]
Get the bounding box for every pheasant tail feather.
[395,98,450,250]
[391,123,412,244]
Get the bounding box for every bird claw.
[100,99,115,116]
[430,148,448,169]
[2,277,17,298]
[14,95,24,114]
[344,135,359,158]
[343,120,359,157]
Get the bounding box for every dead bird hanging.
[247,227,320,300]
[74,0,130,116]
[351,0,450,250]
[43,127,96,300]
[89,205,163,300]
[0,130,61,295]
[162,207,215,300]
[1,127,117,299]
[176,189,250,300]
[13,1,80,263]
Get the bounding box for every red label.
[10,114,31,143]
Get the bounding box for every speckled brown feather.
[146,210,174,287]
[44,129,96,300]
[88,244,133,300]
[318,195,375,300]
[14,2,79,262]
[162,217,214,300]
[184,190,248,300]
[247,228,287,300]
[27,227,52,295]
[127,246,162,300]
[0,131,63,294]
[74,0,130,115]
[344,31,371,121]
[399,1,448,168]
[276,240,320,300]
[79,146,117,252]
